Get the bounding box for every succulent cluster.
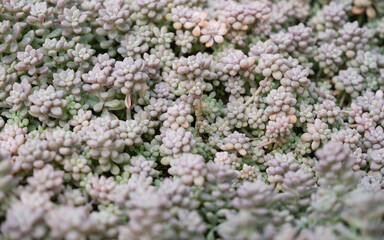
[2,0,384,239]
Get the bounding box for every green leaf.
[46,28,63,38]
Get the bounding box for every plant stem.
[339,92,346,107]
[245,77,269,107]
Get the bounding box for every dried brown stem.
[245,77,269,107]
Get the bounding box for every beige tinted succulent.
[200,19,227,47]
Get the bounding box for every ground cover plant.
[1,0,384,239]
